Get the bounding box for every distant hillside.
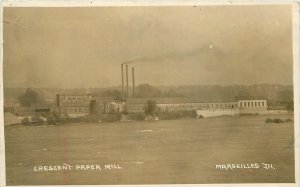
[157,84,293,102]
[4,84,293,106]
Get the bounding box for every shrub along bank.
[156,110,198,120]
[265,118,293,123]
[21,109,199,125]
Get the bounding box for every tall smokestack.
[132,67,135,98]
[126,64,129,98]
[121,64,124,99]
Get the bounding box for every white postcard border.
[0,1,299,187]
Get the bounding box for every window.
[258,102,260,107]
[74,108,77,112]
[262,102,264,107]
[79,108,81,112]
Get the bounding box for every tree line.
[10,84,294,110]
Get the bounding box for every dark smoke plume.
[122,43,224,66]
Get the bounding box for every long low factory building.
[125,96,268,115]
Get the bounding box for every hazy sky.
[4,5,293,88]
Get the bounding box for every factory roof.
[234,96,267,100]
[125,96,267,104]
[125,97,237,104]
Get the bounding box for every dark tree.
[18,88,44,107]
[144,100,157,116]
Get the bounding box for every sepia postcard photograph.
[0,1,299,186]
